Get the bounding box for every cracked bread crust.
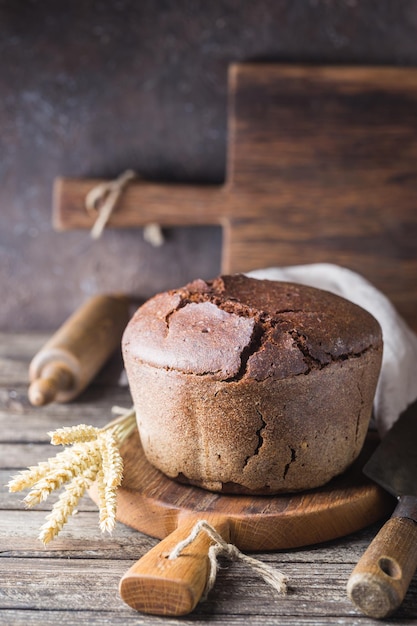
[122,274,383,494]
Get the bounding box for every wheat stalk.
[22,442,101,507]
[49,424,101,445]
[8,406,136,545]
[39,465,100,544]
[100,429,124,488]
[8,443,96,494]
[96,430,124,533]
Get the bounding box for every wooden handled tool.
[119,515,230,616]
[28,294,130,405]
[347,513,417,619]
[347,409,417,618]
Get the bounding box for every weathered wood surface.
[55,64,417,332]
[1,331,417,625]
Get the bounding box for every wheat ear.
[39,464,100,545]
[8,406,137,543]
[49,424,101,445]
[23,442,101,508]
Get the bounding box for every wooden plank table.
[1,331,417,625]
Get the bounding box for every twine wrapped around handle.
[85,169,164,244]
[86,169,137,239]
[168,519,288,601]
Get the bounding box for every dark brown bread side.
[123,274,383,494]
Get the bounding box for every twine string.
[168,519,288,601]
[85,170,164,244]
[143,222,165,247]
[86,169,137,239]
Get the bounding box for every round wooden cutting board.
[90,429,394,616]
[99,428,393,550]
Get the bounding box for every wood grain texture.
[90,429,394,553]
[2,332,417,624]
[54,64,417,331]
[225,64,417,327]
[347,516,417,618]
[119,517,231,615]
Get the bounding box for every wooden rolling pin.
[28,294,130,405]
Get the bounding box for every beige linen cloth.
[248,263,417,436]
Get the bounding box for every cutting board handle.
[347,506,417,619]
[119,516,230,616]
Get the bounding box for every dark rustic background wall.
[2,0,417,330]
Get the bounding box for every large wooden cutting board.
[89,429,394,615]
[54,64,417,331]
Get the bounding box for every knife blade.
[347,404,417,619]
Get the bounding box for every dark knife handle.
[347,505,417,619]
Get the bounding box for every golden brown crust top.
[122,274,382,382]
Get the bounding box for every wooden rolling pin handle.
[28,362,74,406]
[28,294,130,405]
[347,514,417,618]
[119,516,230,616]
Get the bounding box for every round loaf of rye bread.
[122,274,383,494]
